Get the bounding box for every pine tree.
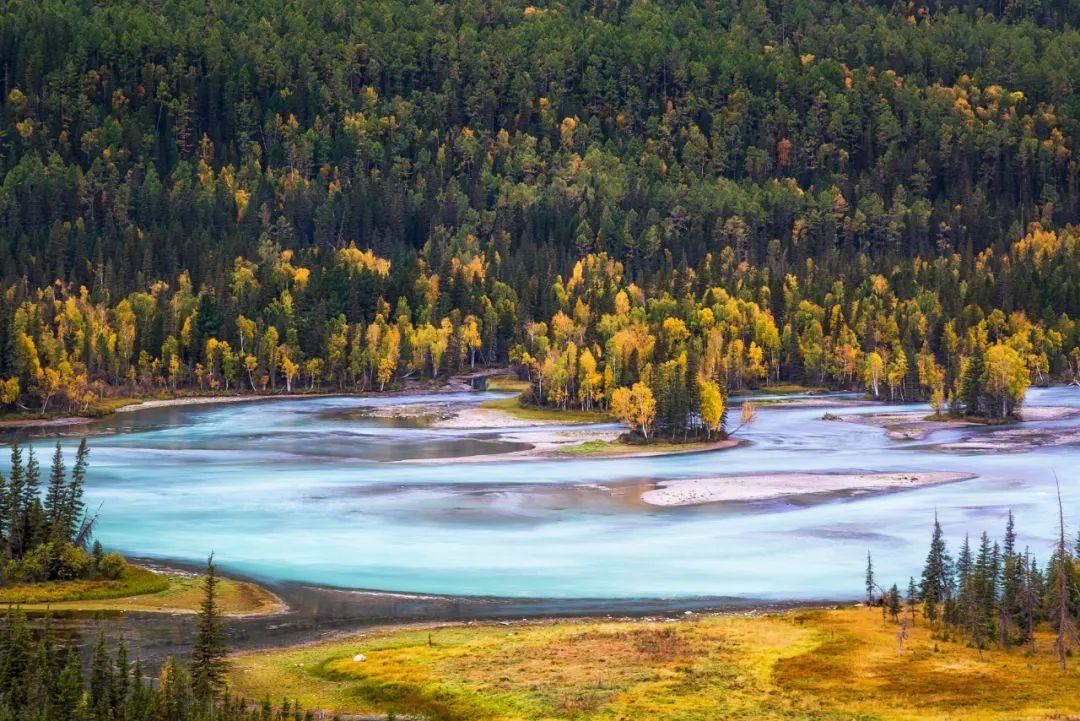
[920,513,952,623]
[191,553,229,702]
[66,437,90,542]
[1021,551,1043,653]
[45,441,67,540]
[113,633,130,715]
[0,608,32,709]
[999,510,1023,647]
[865,550,875,605]
[955,533,974,634]
[53,647,84,720]
[21,445,45,551]
[1049,480,1078,670]
[888,584,901,622]
[90,628,113,720]
[906,576,918,627]
[5,444,25,557]
[971,532,996,654]
[959,345,987,416]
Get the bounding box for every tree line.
[867,494,1080,668]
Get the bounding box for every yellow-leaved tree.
[611,382,656,440]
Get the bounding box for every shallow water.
[4,387,1079,602]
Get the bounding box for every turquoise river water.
[4,386,1079,602]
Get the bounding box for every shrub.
[97,552,128,580]
[4,542,91,583]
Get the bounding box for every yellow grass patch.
[4,568,283,616]
[229,608,1080,721]
[478,395,607,423]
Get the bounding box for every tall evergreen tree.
[920,513,953,623]
[191,553,229,702]
[1049,481,1078,670]
[66,437,90,539]
[865,550,875,605]
[45,441,67,540]
[5,444,25,557]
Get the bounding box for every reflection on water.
[1,387,1078,602]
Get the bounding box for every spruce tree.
[5,444,25,557]
[906,576,918,626]
[53,647,83,721]
[90,628,113,720]
[888,584,901,622]
[21,446,45,551]
[864,550,875,605]
[66,437,90,540]
[1049,481,1078,670]
[113,633,130,715]
[959,345,987,416]
[191,553,229,702]
[44,441,67,540]
[999,511,1023,647]
[920,513,952,623]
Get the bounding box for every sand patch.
[641,471,976,507]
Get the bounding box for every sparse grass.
[2,567,283,616]
[229,606,1080,721]
[478,395,607,424]
[484,377,530,393]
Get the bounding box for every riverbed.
[3,387,1078,604]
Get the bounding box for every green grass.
[0,566,168,604]
[0,566,283,615]
[230,607,1080,721]
[478,395,608,423]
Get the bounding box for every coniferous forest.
[0,0,1076,438]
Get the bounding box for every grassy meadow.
[229,606,1080,721]
[0,566,283,616]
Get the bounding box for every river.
[4,385,1077,605]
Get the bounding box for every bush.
[96,552,128,580]
[4,542,91,583]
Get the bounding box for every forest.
[0,0,1077,439]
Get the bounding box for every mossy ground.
[478,395,608,423]
[1,566,283,615]
[558,437,730,456]
[484,378,531,393]
[229,606,1080,721]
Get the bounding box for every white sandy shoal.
[641,471,976,507]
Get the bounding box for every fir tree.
[53,647,84,720]
[66,437,90,540]
[920,513,952,623]
[999,511,1023,647]
[906,576,918,627]
[865,550,875,605]
[45,441,67,540]
[1049,480,1078,670]
[191,553,229,702]
[888,584,901,622]
[959,345,987,416]
[90,628,114,720]
[5,444,25,557]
